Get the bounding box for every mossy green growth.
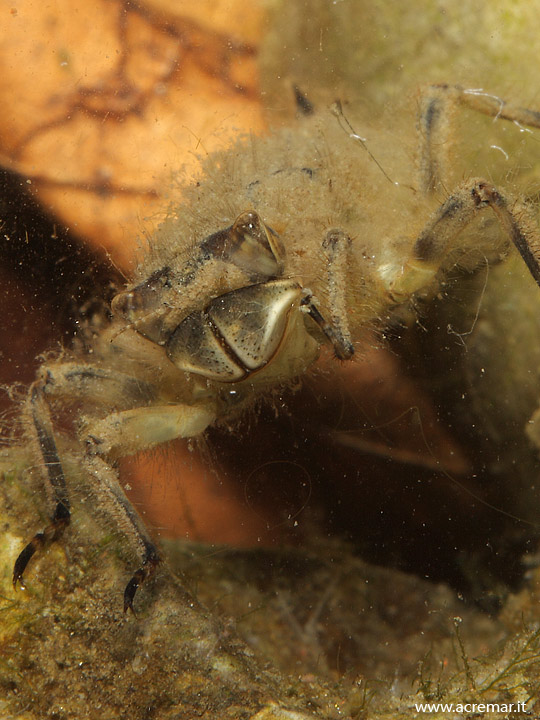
[261,0,540,118]
[2,442,540,719]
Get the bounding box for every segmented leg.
[13,363,216,611]
[413,180,540,286]
[13,383,70,589]
[299,229,355,361]
[418,84,540,194]
[380,178,540,301]
[322,229,355,358]
[84,454,161,613]
[301,293,354,360]
[378,85,540,300]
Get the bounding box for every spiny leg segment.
[13,369,163,612]
[85,455,161,613]
[380,85,540,300]
[382,178,540,301]
[418,83,540,195]
[322,229,355,358]
[299,229,355,361]
[13,384,71,588]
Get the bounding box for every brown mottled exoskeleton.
[13,85,540,611]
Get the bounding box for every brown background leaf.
[1,0,265,268]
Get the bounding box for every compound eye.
[111,266,172,324]
[207,279,301,372]
[165,279,302,382]
[228,211,286,279]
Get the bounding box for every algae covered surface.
[3,310,540,720]
[1,445,540,719]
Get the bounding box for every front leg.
[300,229,355,361]
[12,383,71,589]
[83,403,216,611]
[82,453,161,613]
[322,229,355,359]
[14,363,216,611]
[13,362,158,593]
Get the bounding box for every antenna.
[330,100,399,186]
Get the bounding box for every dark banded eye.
[165,279,302,382]
[225,210,285,279]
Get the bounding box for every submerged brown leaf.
[1,0,265,268]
